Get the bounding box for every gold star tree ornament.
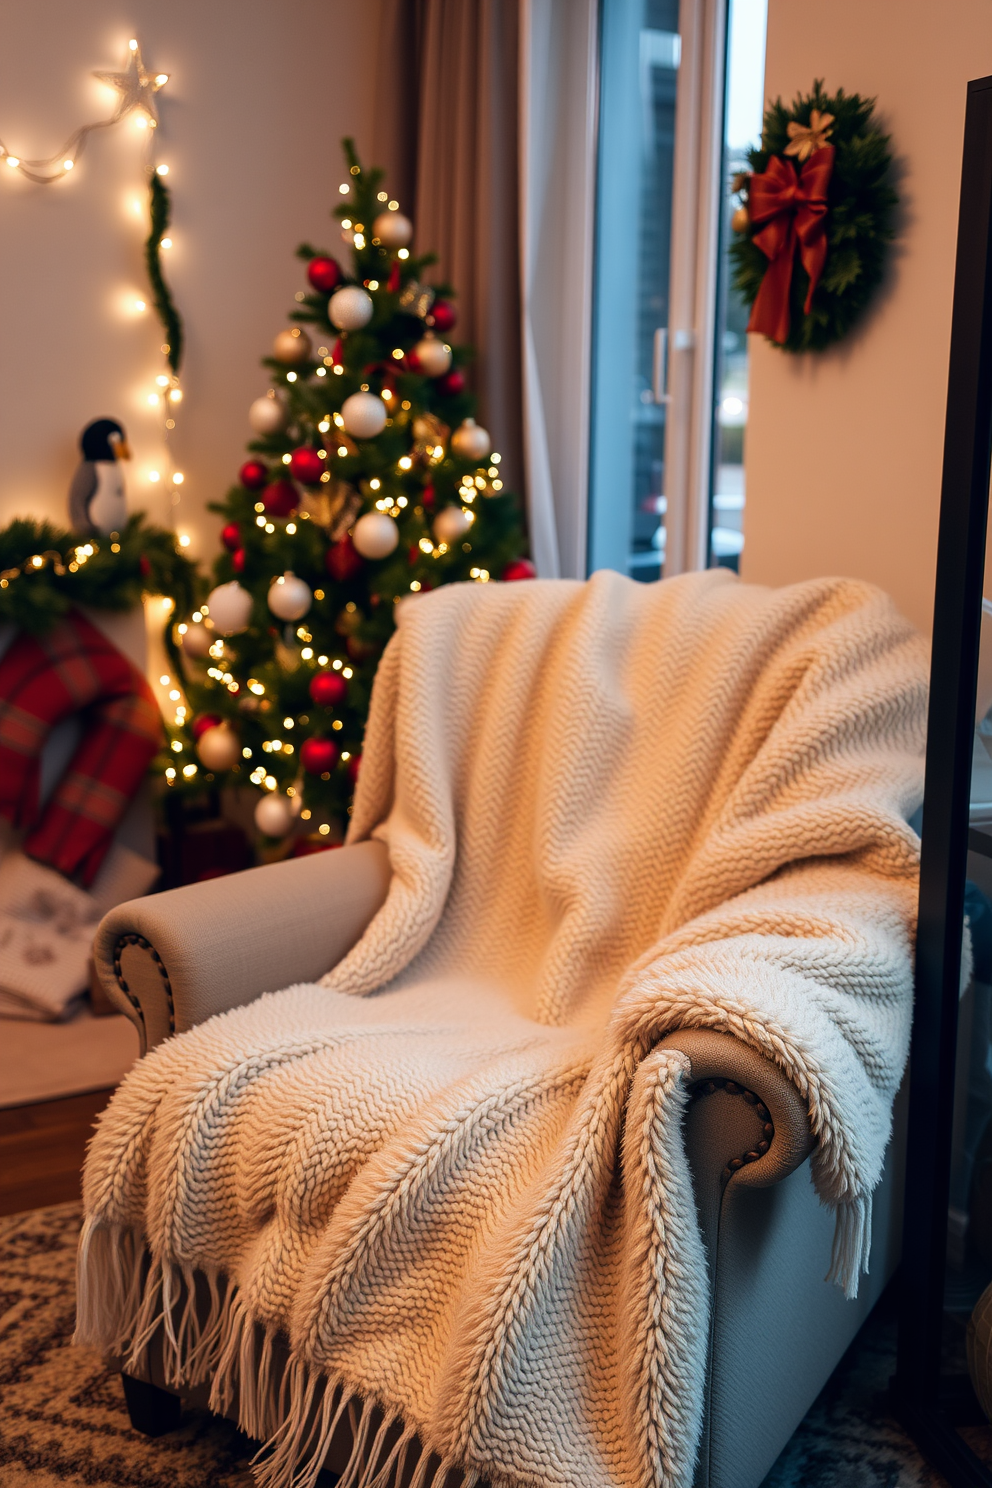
[0,39,169,183]
[94,39,169,127]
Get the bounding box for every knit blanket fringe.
[74,1215,474,1488]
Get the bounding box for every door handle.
[652,327,670,404]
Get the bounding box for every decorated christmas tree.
[163,141,530,846]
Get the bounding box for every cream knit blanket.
[77,569,927,1488]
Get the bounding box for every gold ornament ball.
[731,205,750,233]
[196,723,240,772]
[373,211,413,249]
[412,334,452,378]
[451,418,491,463]
[432,505,473,545]
[272,327,312,365]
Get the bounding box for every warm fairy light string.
[0,38,168,184]
[1,39,188,547]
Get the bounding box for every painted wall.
[0,1,382,559]
[740,0,992,634]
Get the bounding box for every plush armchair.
[93,840,906,1488]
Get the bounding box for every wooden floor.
[0,1089,113,1216]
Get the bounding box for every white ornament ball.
[412,334,452,378]
[197,723,240,772]
[433,505,473,546]
[329,285,374,331]
[373,211,413,249]
[267,571,312,622]
[180,620,212,659]
[451,418,491,462]
[249,394,287,435]
[254,792,294,838]
[352,512,400,560]
[206,581,253,636]
[341,391,388,440]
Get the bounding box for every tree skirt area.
[0,1201,964,1488]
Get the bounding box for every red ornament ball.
[422,483,436,509]
[232,548,246,573]
[221,522,241,552]
[347,753,362,785]
[262,479,298,517]
[300,736,340,774]
[502,558,537,582]
[239,460,268,491]
[192,713,222,741]
[437,369,465,397]
[326,535,363,582]
[307,256,341,293]
[309,671,347,709]
[289,446,325,485]
[139,555,151,578]
[430,300,457,332]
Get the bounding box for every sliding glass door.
[588,0,767,580]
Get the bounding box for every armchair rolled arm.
[93,840,391,1053]
[658,1028,816,1253]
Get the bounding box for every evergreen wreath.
[730,81,897,353]
[0,514,199,636]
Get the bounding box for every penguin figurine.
[68,418,131,536]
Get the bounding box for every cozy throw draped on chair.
[78,569,927,1488]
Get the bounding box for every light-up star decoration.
[0,38,170,182]
[94,39,170,127]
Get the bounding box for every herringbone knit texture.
[77,570,928,1488]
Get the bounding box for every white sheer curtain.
[519,0,599,578]
[372,0,600,580]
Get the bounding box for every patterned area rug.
[0,1203,256,1487]
[0,1201,960,1487]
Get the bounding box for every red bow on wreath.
[746,145,834,345]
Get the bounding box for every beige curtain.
[372,0,524,502]
[371,0,598,578]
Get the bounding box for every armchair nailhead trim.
[689,1077,774,1180]
[112,934,176,1036]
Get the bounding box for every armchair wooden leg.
[121,1371,182,1436]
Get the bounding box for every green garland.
[730,81,897,353]
[0,515,200,635]
[146,173,184,375]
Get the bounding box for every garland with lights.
[163,140,529,847]
[730,81,897,353]
[146,171,183,376]
[0,515,199,635]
